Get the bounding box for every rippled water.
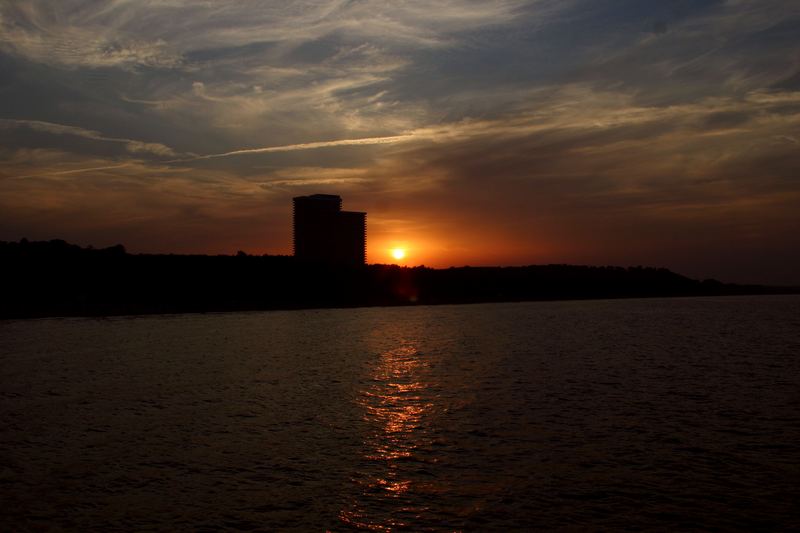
[1,296,799,530]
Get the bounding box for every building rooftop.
[295,194,342,201]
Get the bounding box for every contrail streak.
[169,134,416,162]
[0,119,176,157]
[7,134,419,178]
[12,163,131,180]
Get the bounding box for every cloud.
[355,85,800,275]
[261,166,370,186]
[0,17,182,69]
[0,119,178,157]
[11,163,133,181]
[0,1,529,70]
[1,1,799,282]
[181,134,417,161]
[0,147,289,255]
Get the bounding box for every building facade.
[293,194,366,265]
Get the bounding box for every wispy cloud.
[0,15,182,69]
[0,1,530,69]
[0,119,178,157]
[11,163,132,181]
[179,134,417,161]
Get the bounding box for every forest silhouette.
[1,239,794,319]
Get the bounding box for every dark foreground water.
[1,296,799,531]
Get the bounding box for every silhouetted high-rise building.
[293,194,366,265]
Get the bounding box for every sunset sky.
[1,1,798,283]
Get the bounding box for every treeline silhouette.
[1,239,794,319]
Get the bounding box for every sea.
[1,295,799,531]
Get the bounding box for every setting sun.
[390,248,407,261]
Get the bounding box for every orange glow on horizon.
[366,219,551,267]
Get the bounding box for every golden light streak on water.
[340,342,437,529]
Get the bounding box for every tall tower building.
[293,194,366,265]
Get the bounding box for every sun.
[390,248,406,261]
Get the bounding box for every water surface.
[1,296,799,530]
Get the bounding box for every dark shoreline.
[6,293,800,324]
[3,239,796,320]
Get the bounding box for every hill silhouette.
[1,239,795,319]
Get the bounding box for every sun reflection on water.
[339,341,437,530]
